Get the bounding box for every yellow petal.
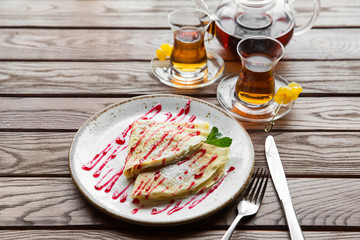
[156,48,167,61]
[288,82,303,101]
[160,44,173,57]
[274,86,292,104]
[288,82,301,89]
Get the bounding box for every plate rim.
[68,94,255,226]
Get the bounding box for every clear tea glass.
[168,8,212,83]
[236,36,284,108]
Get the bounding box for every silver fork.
[222,168,269,240]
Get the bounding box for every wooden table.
[0,0,359,239]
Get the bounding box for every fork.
[222,168,269,240]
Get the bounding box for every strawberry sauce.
[81,100,235,216]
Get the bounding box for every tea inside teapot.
[193,0,320,54]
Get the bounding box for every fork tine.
[247,168,263,201]
[222,168,269,240]
[242,168,260,199]
[254,170,269,204]
[253,169,265,203]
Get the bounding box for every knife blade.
[265,135,304,240]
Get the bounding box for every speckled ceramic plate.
[69,94,254,226]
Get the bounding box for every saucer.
[151,50,224,89]
[217,74,294,122]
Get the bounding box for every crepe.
[131,142,230,200]
[123,120,210,177]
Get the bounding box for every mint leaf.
[206,127,232,148]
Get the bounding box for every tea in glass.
[236,53,275,105]
[171,27,207,73]
[236,36,284,108]
[168,8,211,83]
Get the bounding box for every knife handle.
[282,199,304,240]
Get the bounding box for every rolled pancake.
[123,120,210,178]
[131,142,230,200]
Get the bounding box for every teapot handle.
[192,0,212,16]
[292,0,321,36]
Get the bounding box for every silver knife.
[265,135,304,240]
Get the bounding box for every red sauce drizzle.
[133,180,145,196]
[138,130,172,166]
[115,124,132,145]
[142,125,166,146]
[194,172,203,179]
[184,100,191,115]
[155,129,185,159]
[161,186,169,193]
[93,145,122,178]
[164,112,173,121]
[126,124,158,163]
[170,107,185,122]
[112,179,134,200]
[151,199,175,215]
[187,181,195,190]
[82,144,112,171]
[120,193,127,203]
[140,178,153,195]
[177,148,206,166]
[94,168,113,190]
[145,166,236,215]
[167,195,197,215]
[95,167,125,192]
[131,205,144,214]
[188,115,196,123]
[189,172,228,209]
[145,177,165,199]
[189,149,207,166]
[141,103,162,120]
[79,102,241,216]
[199,155,218,172]
[172,185,183,197]
[154,171,161,181]
[172,131,201,152]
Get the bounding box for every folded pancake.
[123,120,210,178]
[131,142,230,200]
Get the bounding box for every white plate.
[69,94,254,225]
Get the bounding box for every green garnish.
[206,127,232,147]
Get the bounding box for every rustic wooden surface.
[0,0,359,239]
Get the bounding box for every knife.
[265,135,304,240]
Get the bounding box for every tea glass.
[217,36,293,122]
[151,8,224,89]
[236,36,284,108]
[168,8,210,82]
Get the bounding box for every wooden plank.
[0,132,73,176]
[0,0,356,28]
[0,97,359,131]
[1,132,359,176]
[0,230,359,240]
[0,28,358,60]
[1,61,360,95]
[0,177,358,227]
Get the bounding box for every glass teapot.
[193,0,320,54]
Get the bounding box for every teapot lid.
[235,0,276,9]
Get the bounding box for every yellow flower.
[274,82,303,104]
[160,44,173,57]
[156,49,167,61]
[156,43,173,61]
[288,82,303,101]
